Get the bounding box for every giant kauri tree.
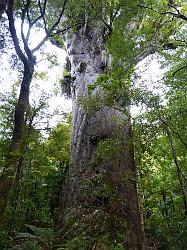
[57,1,146,249]
[1,0,187,249]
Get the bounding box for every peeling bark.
[58,25,144,249]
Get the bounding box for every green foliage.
[0,228,13,249]
[1,0,187,249]
[62,69,71,78]
[14,224,53,250]
[0,85,71,248]
[96,138,122,160]
[133,86,187,248]
[78,93,103,115]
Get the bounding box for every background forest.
[0,0,187,249]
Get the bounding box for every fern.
[14,224,53,250]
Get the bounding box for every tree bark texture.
[58,25,144,249]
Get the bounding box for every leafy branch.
[139,3,187,21]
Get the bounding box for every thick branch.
[37,0,48,33]
[21,0,33,61]
[31,36,48,53]
[139,4,187,21]
[48,0,67,33]
[32,0,67,53]
[7,0,28,66]
[173,64,187,77]
[32,0,47,26]
[25,0,48,42]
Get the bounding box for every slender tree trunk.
[10,157,24,227]
[58,25,144,249]
[0,0,66,223]
[0,63,34,223]
[165,128,187,217]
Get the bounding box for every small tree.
[0,0,72,222]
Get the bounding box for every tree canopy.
[0,0,187,249]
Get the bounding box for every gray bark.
[59,25,144,249]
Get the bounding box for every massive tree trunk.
[58,24,144,249]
